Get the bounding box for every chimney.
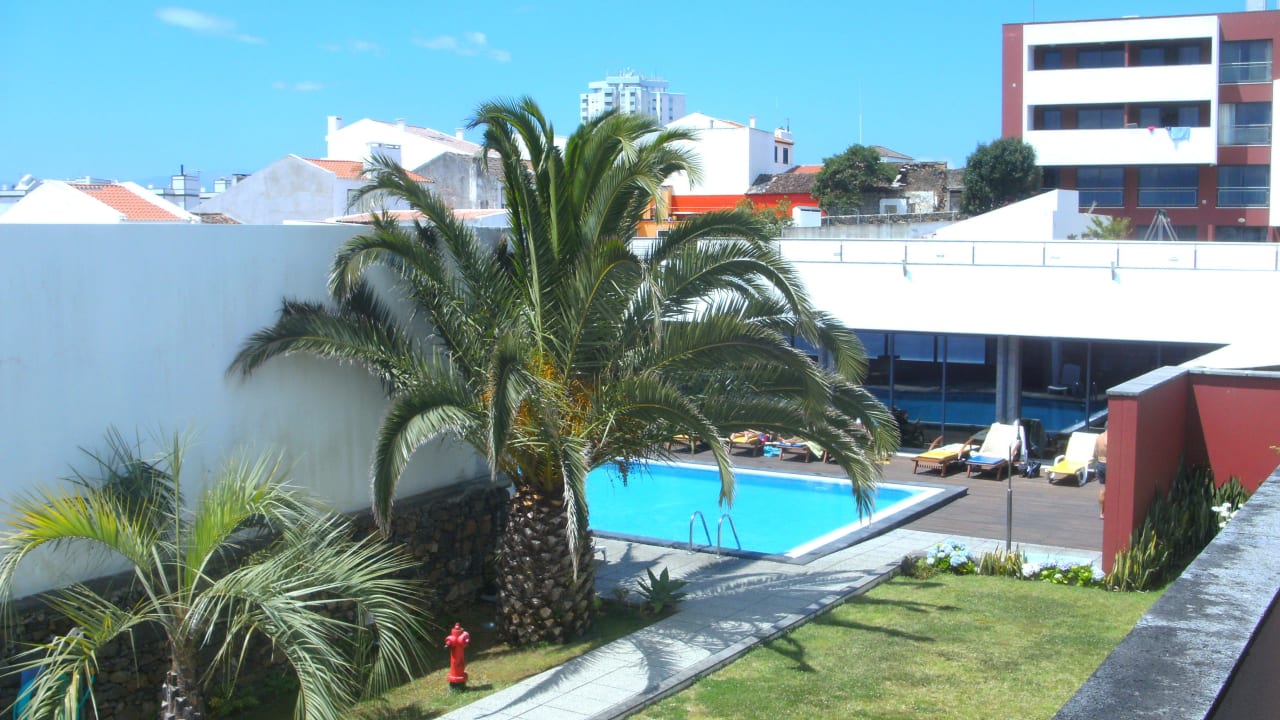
[749,116,757,129]
[327,115,343,134]
[455,128,465,141]
[396,118,407,132]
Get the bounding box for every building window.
[1136,104,1203,128]
[1171,225,1199,240]
[1077,106,1125,129]
[1077,166,1124,207]
[1135,41,1205,66]
[782,147,790,164]
[1219,102,1272,145]
[1034,107,1063,130]
[1214,225,1268,241]
[1221,40,1272,83]
[1138,166,1198,207]
[1217,165,1269,207]
[1034,47,1063,70]
[1042,167,1062,189]
[1077,45,1124,68]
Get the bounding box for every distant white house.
[196,155,432,225]
[325,116,481,170]
[929,189,1100,241]
[663,112,796,195]
[0,180,197,224]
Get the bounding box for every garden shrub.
[1105,465,1251,592]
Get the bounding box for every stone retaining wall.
[1,480,509,718]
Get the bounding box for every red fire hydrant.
[445,622,471,689]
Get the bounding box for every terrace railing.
[768,237,1280,272]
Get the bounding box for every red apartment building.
[1003,8,1280,241]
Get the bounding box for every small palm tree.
[0,430,430,720]
[230,97,896,645]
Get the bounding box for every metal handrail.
[689,511,712,551]
[717,514,741,555]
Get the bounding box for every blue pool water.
[587,462,942,558]
[871,389,1089,432]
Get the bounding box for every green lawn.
[634,574,1161,720]
[226,601,655,719]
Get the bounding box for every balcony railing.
[1219,123,1272,146]
[1217,187,1270,207]
[1220,60,1272,84]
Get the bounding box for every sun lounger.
[774,437,820,462]
[965,422,1021,481]
[913,436,975,476]
[666,433,699,453]
[726,430,766,456]
[1046,431,1100,486]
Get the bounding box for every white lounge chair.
[965,422,1021,481]
[1046,432,1100,487]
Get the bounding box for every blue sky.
[0,1,1259,189]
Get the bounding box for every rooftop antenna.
[858,83,863,144]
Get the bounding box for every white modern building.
[663,112,796,196]
[579,71,686,124]
[1004,7,1280,240]
[326,116,482,170]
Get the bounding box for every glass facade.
[851,332,1217,452]
[1138,166,1198,207]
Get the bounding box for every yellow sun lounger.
[726,431,766,456]
[912,436,976,476]
[1046,431,1100,487]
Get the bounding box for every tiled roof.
[72,184,186,222]
[871,145,914,162]
[196,212,241,224]
[375,121,483,154]
[332,208,506,224]
[747,167,820,195]
[302,158,432,183]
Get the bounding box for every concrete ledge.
[1055,465,1280,720]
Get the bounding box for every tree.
[1081,215,1133,240]
[734,197,793,237]
[811,144,895,212]
[229,98,897,646]
[0,430,430,720]
[960,137,1043,214]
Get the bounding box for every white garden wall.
[1,223,488,597]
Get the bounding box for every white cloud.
[273,80,325,92]
[156,7,264,44]
[322,39,381,54]
[414,31,510,62]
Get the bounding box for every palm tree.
[229,97,896,645]
[0,430,430,720]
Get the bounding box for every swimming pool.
[870,389,1092,433]
[587,462,962,562]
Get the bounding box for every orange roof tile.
[794,165,823,174]
[303,158,432,183]
[72,184,185,222]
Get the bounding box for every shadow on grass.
[765,633,816,672]
[843,595,960,613]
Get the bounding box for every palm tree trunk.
[159,641,206,720]
[497,484,597,645]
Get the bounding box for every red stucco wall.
[1187,374,1280,491]
[1103,369,1280,570]
[1103,372,1189,570]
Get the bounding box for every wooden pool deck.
[671,444,1103,552]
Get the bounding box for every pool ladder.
[688,511,742,555]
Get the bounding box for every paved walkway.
[441,529,1100,720]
